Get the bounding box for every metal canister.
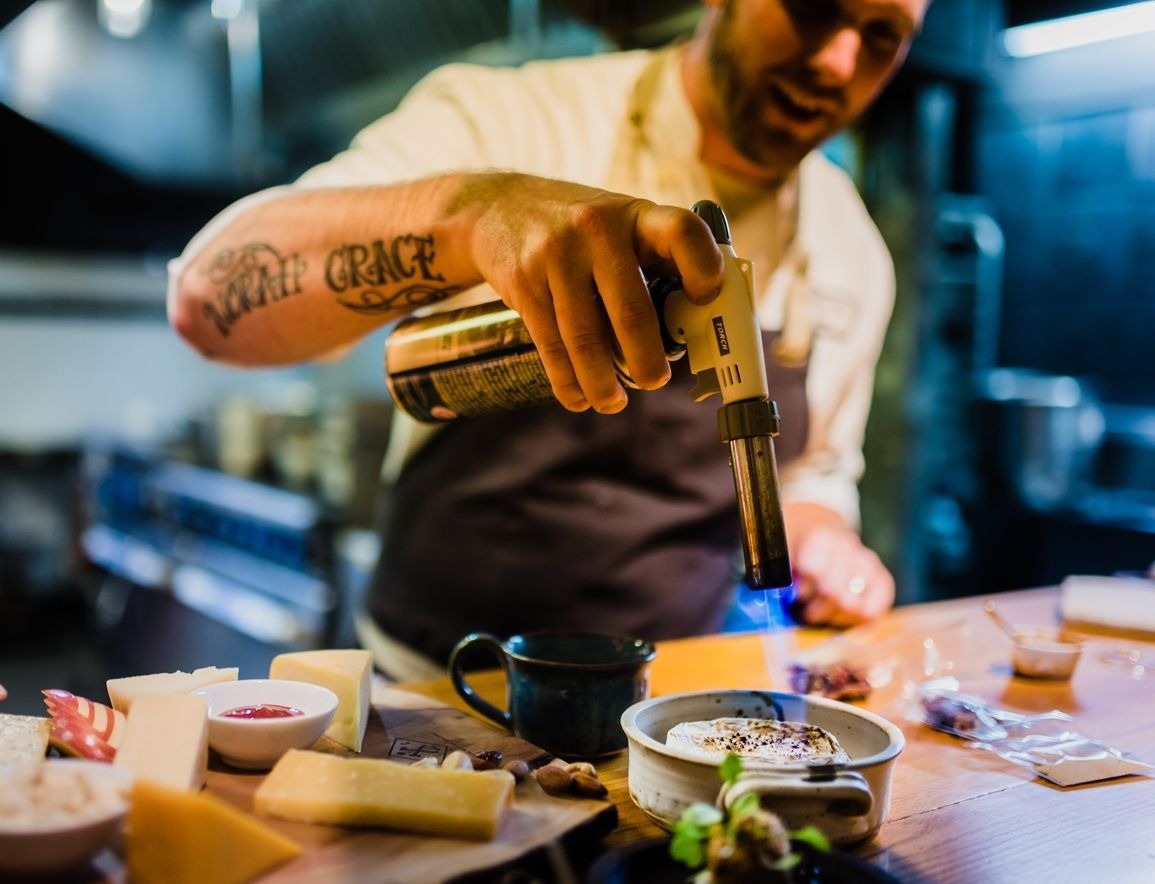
[384,301,556,422]
[385,281,686,423]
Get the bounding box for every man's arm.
[169,172,724,415]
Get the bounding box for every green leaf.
[770,854,803,872]
[681,803,724,829]
[669,803,723,870]
[790,825,832,853]
[719,752,743,786]
[729,790,760,819]
[669,829,706,868]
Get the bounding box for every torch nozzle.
[718,399,793,590]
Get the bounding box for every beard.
[706,6,838,173]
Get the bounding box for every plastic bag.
[915,678,1155,786]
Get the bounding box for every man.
[169,0,929,678]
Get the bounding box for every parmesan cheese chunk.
[269,650,371,752]
[0,714,50,765]
[106,666,238,713]
[114,694,208,791]
[255,749,514,840]
[127,779,301,884]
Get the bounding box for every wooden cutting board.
[203,687,618,884]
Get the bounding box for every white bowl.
[621,690,905,847]
[192,679,338,769]
[0,759,133,877]
[1010,626,1084,679]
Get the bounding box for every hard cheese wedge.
[106,666,238,713]
[269,650,371,752]
[114,693,208,791]
[127,779,301,884]
[0,713,51,764]
[255,749,514,840]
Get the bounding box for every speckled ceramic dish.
[620,690,905,847]
[0,760,133,877]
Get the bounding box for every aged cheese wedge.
[0,713,51,764]
[114,694,208,791]
[127,779,301,884]
[269,650,371,752]
[255,749,514,840]
[106,666,238,713]
[666,718,850,765]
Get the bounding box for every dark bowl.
[585,838,902,884]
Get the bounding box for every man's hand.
[791,525,895,627]
[466,174,725,414]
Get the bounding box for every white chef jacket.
[170,47,895,531]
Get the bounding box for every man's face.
[707,0,929,172]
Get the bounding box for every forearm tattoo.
[201,244,306,337]
[325,234,459,314]
[200,234,457,338]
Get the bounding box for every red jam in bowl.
[220,703,305,720]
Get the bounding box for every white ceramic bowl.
[621,689,905,847]
[0,759,133,877]
[192,679,338,769]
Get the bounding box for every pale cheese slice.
[106,666,238,713]
[114,693,208,791]
[127,779,301,884]
[269,650,371,752]
[0,714,51,764]
[255,749,514,840]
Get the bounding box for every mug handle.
[448,632,511,729]
[719,769,873,818]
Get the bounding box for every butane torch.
[383,199,792,589]
[649,200,793,589]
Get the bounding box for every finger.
[821,545,870,620]
[802,534,866,625]
[791,574,816,604]
[837,548,893,622]
[825,550,892,626]
[547,263,628,413]
[859,565,896,621]
[796,526,837,577]
[800,592,839,625]
[633,204,724,304]
[511,280,591,413]
[827,603,868,629]
[592,251,670,392]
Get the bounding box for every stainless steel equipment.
[977,368,1106,511]
[80,449,339,676]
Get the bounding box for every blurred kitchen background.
[1,0,1153,710]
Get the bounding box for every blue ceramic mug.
[448,631,657,758]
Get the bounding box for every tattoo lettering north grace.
[200,234,457,338]
[325,235,458,314]
[202,243,306,337]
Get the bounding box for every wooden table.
[405,587,1155,883]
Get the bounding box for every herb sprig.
[669,753,831,883]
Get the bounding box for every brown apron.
[367,51,814,664]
